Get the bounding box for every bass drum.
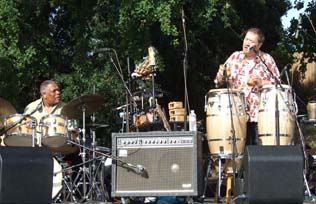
[52,157,63,199]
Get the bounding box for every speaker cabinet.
[111,131,203,197]
[240,145,304,204]
[0,146,53,204]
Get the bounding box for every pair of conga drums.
[205,85,295,171]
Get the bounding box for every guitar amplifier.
[111,131,203,197]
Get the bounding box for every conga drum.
[307,101,316,120]
[258,84,295,145]
[206,89,247,158]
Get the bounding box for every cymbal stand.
[84,113,107,201]
[79,103,88,199]
[30,120,37,147]
[61,140,110,202]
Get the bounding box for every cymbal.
[61,94,105,119]
[0,98,17,129]
[86,123,109,129]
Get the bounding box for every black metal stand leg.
[202,155,212,198]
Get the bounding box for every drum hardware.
[60,94,106,200]
[52,138,111,203]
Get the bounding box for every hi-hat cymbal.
[0,98,17,129]
[61,94,105,119]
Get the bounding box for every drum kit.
[0,94,112,203]
[203,83,297,199]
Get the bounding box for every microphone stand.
[107,50,138,132]
[181,8,189,130]
[223,66,238,188]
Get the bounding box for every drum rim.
[41,114,68,121]
[260,84,292,90]
[5,113,37,121]
[5,133,33,137]
[207,89,245,94]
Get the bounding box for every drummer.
[24,80,64,119]
[24,80,64,143]
[214,27,280,145]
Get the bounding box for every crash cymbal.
[86,123,109,129]
[61,94,105,119]
[0,97,17,129]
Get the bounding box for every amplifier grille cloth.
[115,146,194,191]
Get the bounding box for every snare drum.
[41,114,68,147]
[4,114,37,146]
[206,89,247,157]
[258,85,295,145]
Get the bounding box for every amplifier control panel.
[116,136,193,148]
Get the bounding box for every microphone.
[248,45,257,53]
[28,101,42,115]
[295,16,302,39]
[223,63,228,79]
[280,64,291,77]
[126,163,148,177]
[135,164,145,174]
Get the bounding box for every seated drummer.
[24,80,64,120]
[214,27,280,145]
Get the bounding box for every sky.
[281,0,312,29]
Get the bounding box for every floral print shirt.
[214,51,280,122]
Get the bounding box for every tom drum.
[4,114,37,146]
[41,114,68,147]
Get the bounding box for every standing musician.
[214,28,280,145]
